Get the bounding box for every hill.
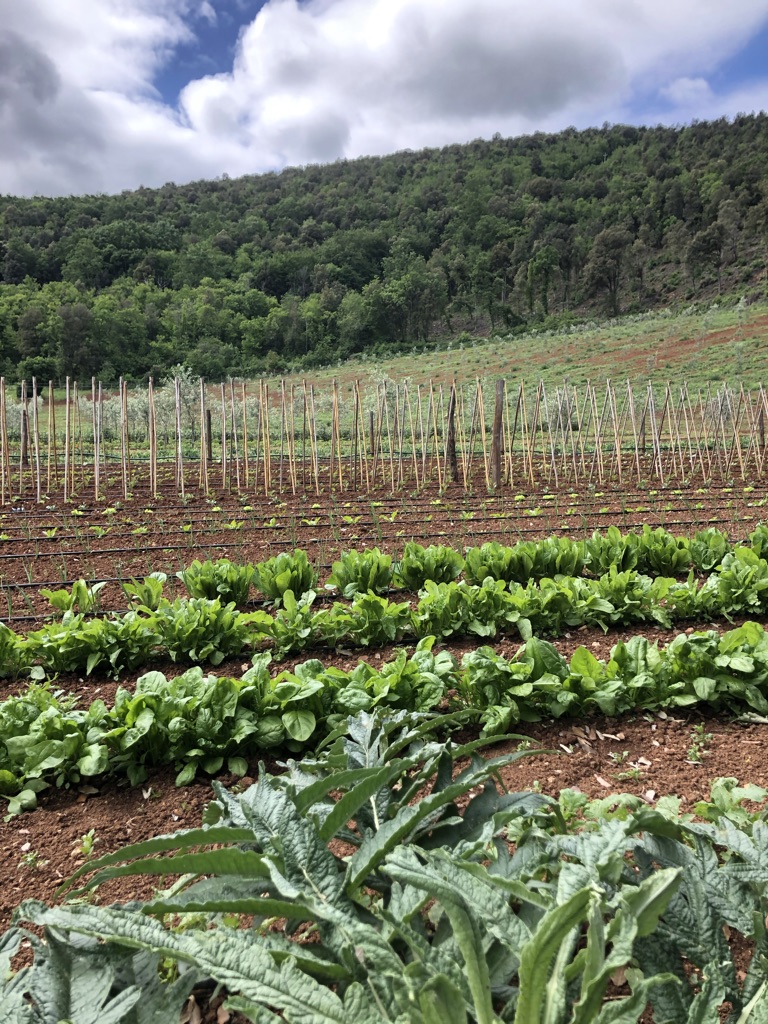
[1,115,768,384]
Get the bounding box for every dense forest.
[1,115,768,384]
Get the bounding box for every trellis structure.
[0,375,766,502]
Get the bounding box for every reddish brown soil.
[3,482,768,1020]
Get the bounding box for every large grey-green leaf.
[59,824,255,894]
[17,903,352,1024]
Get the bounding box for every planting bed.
[4,475,768,1023]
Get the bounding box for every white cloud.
[1,0,768,197]
[661,77,716,107]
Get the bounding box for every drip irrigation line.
[0,516,742,571]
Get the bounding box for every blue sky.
[2,0,768,197]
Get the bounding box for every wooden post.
[490,378,504,489]
[446,383,458,482]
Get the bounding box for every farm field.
[5,474,768,1021]
[276,300,768,394]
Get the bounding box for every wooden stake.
[63,376,71,502]
[230,378,240,491]
[490,379,505,489]
[32,378,41,503]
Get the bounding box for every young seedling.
[73,829,99,860]
[687,724,714,764]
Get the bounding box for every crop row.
[21,522,768,616]
[9,707,768,1023]
[4,619,768,816]
[7,543,768,679]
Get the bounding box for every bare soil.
[3,480,768,1021]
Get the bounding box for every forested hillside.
[1,115,768,384]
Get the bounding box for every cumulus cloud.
[1,0,768,197]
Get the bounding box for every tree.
[526,245,560,315]
[583,228,633,316]
[686,223,725,292]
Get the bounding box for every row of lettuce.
[35,524,768,618]
[3,620,768,814]
[8,709,768,1023]
[7,544,768,678]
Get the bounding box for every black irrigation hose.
[0,519,743,571]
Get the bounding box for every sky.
[1,0,768,198]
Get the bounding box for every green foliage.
[328,547,393,597]
[3,118,768,381]
[585,526,639,574]
[11,708,768,1023]
[121,572,167,611]
[106,667,262,786]
[697,547,768,619]
[396,542,465,590]
[40,579,106,615]
[253,550,318,606]
[22,611,161,677]
[634,526,691,576]
[177,559,255,605]
[464,541,519,585]
[0,622,26,679]
[689,527,731,572]
[151,598,252,665]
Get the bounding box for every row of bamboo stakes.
[0,376,767,504]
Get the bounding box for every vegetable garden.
[4,384,768,1022]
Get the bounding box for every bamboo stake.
[98,382,105,497]
[18,380,27,495]
[118,380,128,499]
[301,380,307,491]
[230,378,240,491]
[91,378,98,499]
[63,377,70,503]
[0,379,6,505]
[255,380,263,493]
[149,377,158,497]
[74,381,84,490]
[333,378,343,492]
[199,378,209,495]
[539,382,559,488]
[279,380,286,492]
[220,382,227,489]
[32,378,41,503]
[405,381,419,488]
[503,378,514,486]
[429,380,443,492]
[490,379,505,489]
[48,380,57,490]
[176,377,185,498]
[383,383,395,493]
[309,384,319,495]
[288,382,297,494]
[351,383,359,490]
[242,382,249,490]
[507,384,524,489]
[356,381,370,491]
